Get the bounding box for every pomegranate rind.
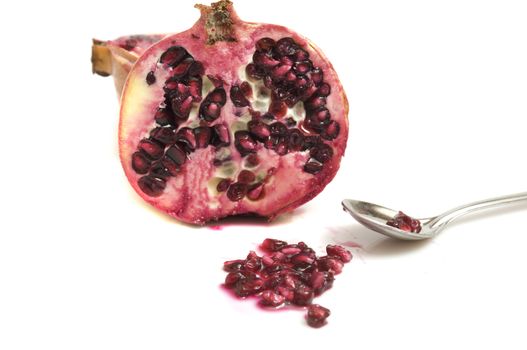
[118,1,349,224]
[92,35,166,95]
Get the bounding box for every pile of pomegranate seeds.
[223,239,352,328]
[386,211,422,233]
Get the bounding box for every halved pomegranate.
[99,0,349,224]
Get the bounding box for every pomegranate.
[95,0,349,224]
[386,211,422,233]
[223,239,352,328]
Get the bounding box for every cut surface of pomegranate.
[98,0,349,224]
[222,238,352,328]
[386,211,422,233]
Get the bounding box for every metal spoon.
[342,192,527,240]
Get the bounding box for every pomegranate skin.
[117,0,349,224]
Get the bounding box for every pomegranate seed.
[227,182,248,201]
[234,131,257,156]
[211,124,231,147]
[244,251,262,271]
[386,211,422,233]
[256,37,276,52]
[216,179,231,192]
[199,102,221,122]
[223,259,245,272]
[240,81,252,97]
[304,96,326,111]
[292,284,314,306]
[247,120,271,141]
[247,183,265,201]
[235,277,264,297]
[188,78,203,102]
[306,304,330,328]
[293,48,309,61]
[137,176,166,197]
[310,143,333,163]
[309,271,334,295]
[194,126,212,148]
[230,85,251,107]
[159,46,188,67]
[146,71,156,85]
[253,51,280,69]
[171,58,194,79]
[161,156,181,176]
[171,95,193,120]
[310,67,324,86]
[165,145,187,166]
[238,170,256,184]
[326,245,353,263]
[150,127,176,145]
[131,152,151,174]
[275,37,298,56]
[138,139,164,160]
[154,108,176,127]
[245,154,260,167]
[225,272,244,287]
[271,64,292,80]
[246,63,265,80]
[321,120,340,141]
[149,161,171,179]
[281,246,301,256]
[260,290,286,307]
[291,253,315,268]
[175,127,197,152]
[315,83,331,97]
[269,122,288,136]
[188,61,204,77]
[317,256,344,275]
[303,160,323,175]
[268,99,287,118]
[288,129,305,152]
[207,87,227,105]
[293,61,311,75]
[260,238,288,252]
[274,140,289,156]
[302,135,321,151]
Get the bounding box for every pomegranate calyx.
[195,0,237,44]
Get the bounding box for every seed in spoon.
[386,211,422,233]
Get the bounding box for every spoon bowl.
[342,192,527,240]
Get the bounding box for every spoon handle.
[428,192,527,229]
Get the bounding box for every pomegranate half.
[102,0,349,224]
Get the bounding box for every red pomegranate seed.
[227,182,248,201]
[138,139,164,160]
[216,179,231,192]
[260,238,288,252]
[326,245,353,263]
[237,170,256,184]
[386,211,422,233]
[260,290,286,307]
[131,152,151,174]
[306,304,330,328]
[137,176,166,197]
[247,183,265,201]
[159,46,188,67]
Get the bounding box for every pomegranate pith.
[99,0,349,224]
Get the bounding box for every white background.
[1,0,527,349]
